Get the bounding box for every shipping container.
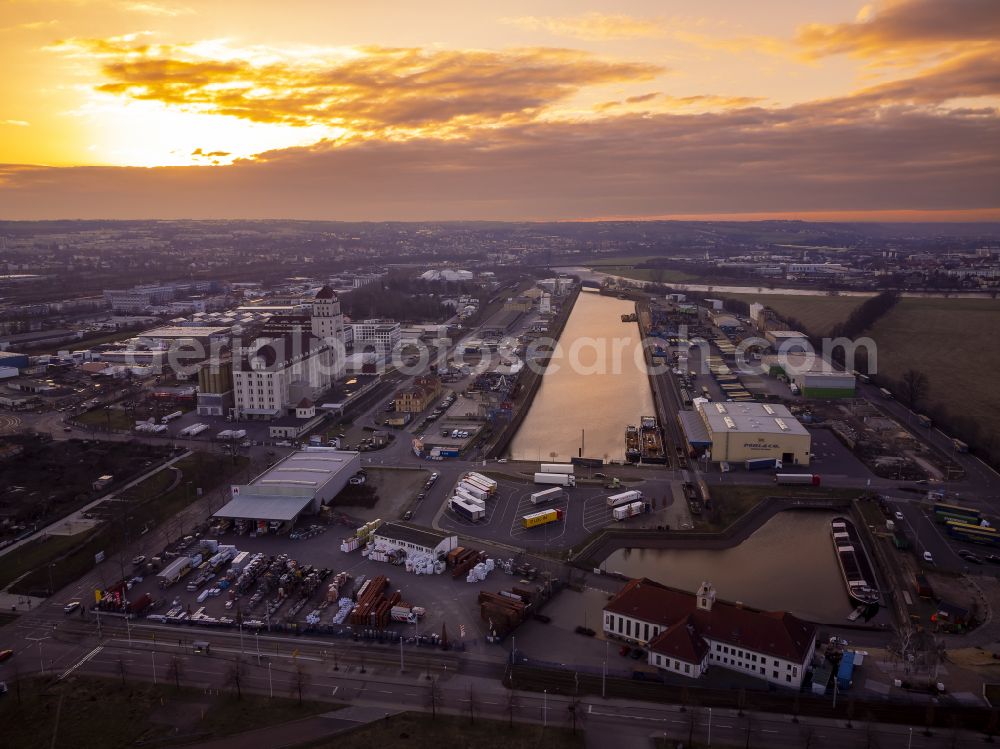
[521,507,565,529]
[450,498,484,522]
[607,490,643,508]
[161,410,183,424]
[879,387,893,399]
[775,474,821,486]
[613,501,646,521]
[539,463,575,475]
[745,458,782,471]
[465,472,498,492]
[530,487,563,505]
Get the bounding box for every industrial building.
[213,447,361,528]
[372,522,458,558]
[604,578,816,688]
[764,353,856,398]
[765,330,812,352]
[680,400,811,465]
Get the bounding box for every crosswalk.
[59,644,104,681]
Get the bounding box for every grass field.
[697,484,863,531]
[721,292,867,336]
[0,676,332,749]
[76,407,133,430]
[866,297,1000,454]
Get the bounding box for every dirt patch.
[347,466,429,521]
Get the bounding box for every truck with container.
[465,472,498,492]
[215,430,233,441]
[530,487,563,505]
[879,387,893,399]
[450,498,485,522]
[521,508,565,529]
[745,458,782,471]
[775,473,821,486]
[836,650,856,690]
[607,489,643,508]
[230,429,247,440]
[613,501,647,521]
[185,423,209,437]
[463,475,496,495]
[453,486,481,505]
[156,556,193,588]
[539,463,575,475]
[161,410,183,425]
[458,482,489,502]
[533,472,575,487]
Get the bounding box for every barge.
[625,425,641,464]
[831,517,880,606]
[639,415,668,464]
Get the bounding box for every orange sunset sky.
[0,0,998,220]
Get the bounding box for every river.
[601,510,854,623]
[509,291,655,462]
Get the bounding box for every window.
[773,671,778,679]
[626,620,631,637]
[786,675,792,683]
[644,623,650,641]
[684,664,690,674]
[793,667,798,677]
[752,654,757,663]
[716,644,721,652]
[618,616,623,633]
[760,667,765,674]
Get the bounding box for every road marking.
[59,644,103,681]
[331,686,339,696]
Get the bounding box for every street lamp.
[543,689,547,728]
[267,661,273,698]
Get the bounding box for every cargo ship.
[625,425,641,464]
[831,517,880,606]
[639,416,668,464]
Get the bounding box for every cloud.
[50,39,663,136]
[1,94,996,220]
[595,93,765,112]
[0,120,30,127]
[192,148,230,158]
[797,0,1000,59]
[120,2,193,16]
[504,12,665,41]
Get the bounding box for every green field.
[866,297,1000,457]
[722,292,867,336]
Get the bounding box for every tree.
[505,688,517,729]
[924,702,936,737]
[290,664,310,706]
[799,724,815,749]
[744,712,754,749]
[467,684,479,725]
[225,657,245,700]
[899,369,930,410]
[737,687,747,717]
[166,656,184,690]
[426,678,443,721]
[566,694,584,736]
[687,702,701,747]
[117,657,127,687]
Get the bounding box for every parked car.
[402,510,413,521]
[894,511,905,520]
[0,650,13,663]
[63,601,81,614]
[923,551,934,564]
[629,648,646,660]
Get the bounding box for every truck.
[161,410,183,424]
[745,458,782,471]
[613,501,647,521]
[539,463,575,475]
[521,507,565,529]
[916,414,932,428]
[183,423,209,437]
[450,498,484,522]
[775,474,821,486]
[454,487,481,506]
[530,487,563,505]
[216,430,233,440]
[879,387,893,400]
[230,429,247,440]
[534,472,575,487]
[952,439,969,453]
[607,490,643,508]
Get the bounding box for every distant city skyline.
[1,0,998,220]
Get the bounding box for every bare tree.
[687,702,701,747]
[737,687,747,717]
[426,678,443,721]
[566,694,584,736]
[505,688,517,729]
[117,657,127,687]
[467,683,479,725]
[225,657,245,700]
[924,702,936,737]
[899,369,929,409]
[290,664,310,706]
[744,712,754,749]
[799,724,815,749]
[846,698,856,729]
[166,656,184,690]
[864,711,878,749]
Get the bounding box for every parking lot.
[435,473,682,551]
[117,519,548,655]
